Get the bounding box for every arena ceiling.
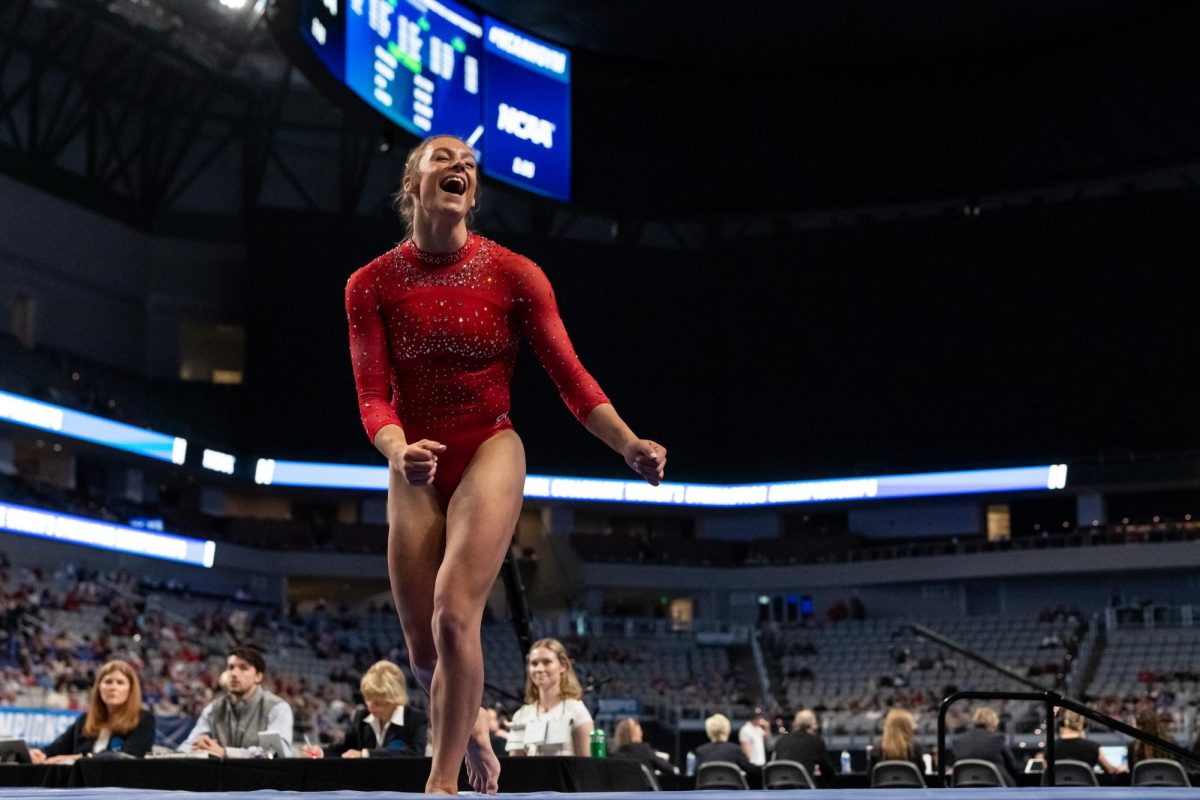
[4,0,1198,224]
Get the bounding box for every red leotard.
[345,234,609,499]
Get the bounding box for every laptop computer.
[0,739,32,764]
[1099,745,1128,772]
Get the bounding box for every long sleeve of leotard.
[345,268,404,443]
[513,260,610,425]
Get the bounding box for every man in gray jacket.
[180,646,294,758]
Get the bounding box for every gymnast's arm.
[345,271,443,481]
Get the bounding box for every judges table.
[0,756,656,793]
[0,760,1153,792]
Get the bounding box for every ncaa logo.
[496,103,555,149]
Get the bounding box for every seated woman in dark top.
[612,716,676,776]
[870,708,924,770]
[1128,707,1177,770]
[301,660,427,758]
[1057,709,1126,774]
[31,659,156,763]
[693,713,760,785]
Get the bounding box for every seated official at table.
[949,706,1020,786]
[612,716,676,775]
[301,660,428,758]
[31,659,156,763]
[694,713,760,784]
[773,709,837,787]
[869,708,925,771]
[179,645,294,758]
[1055,709,1126,774]
[506,638,594,756]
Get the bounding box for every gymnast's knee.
[409,647,437,691]
[431,600,479,658]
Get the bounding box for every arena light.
[0,389,187,465]
[254,458,388,490]
[247,457,1067,507]
[0,500,216,567]
[202,448,236,475]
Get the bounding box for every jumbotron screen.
[297,0,571,201]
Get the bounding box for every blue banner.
[0,706,80,748]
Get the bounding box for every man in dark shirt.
[950,707,1020,786]
[773,710,837,787]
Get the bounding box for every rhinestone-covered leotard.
[345,234,609,498]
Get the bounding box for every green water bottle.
[589,727,607,758]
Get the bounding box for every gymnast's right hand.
[396,439,447,485]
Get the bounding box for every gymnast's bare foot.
[464,707,500,794]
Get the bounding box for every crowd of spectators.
[0,554,389,746]
[4,537,1200,781]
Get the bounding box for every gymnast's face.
[527,646,565,693]
[405,136,478,223]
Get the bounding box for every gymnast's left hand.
[624,439,666,486]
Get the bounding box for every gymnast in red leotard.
[347,233,611,499]
[345,134,666,795]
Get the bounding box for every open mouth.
[440,175,467,196]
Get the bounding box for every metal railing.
[916,622,1200,787]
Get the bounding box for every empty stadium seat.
[1132,759,1191,787]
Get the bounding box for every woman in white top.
[507,638,593,756]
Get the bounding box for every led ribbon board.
[296,0,571,200]
[0,389,186,464]
[255,459,1068,506]
[0,501,216,567]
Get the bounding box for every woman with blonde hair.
[1056,709,1125,773]
[31,660,155,763]
[506,638,593,756]
[301,660,427,758]
[870,708,924,769]
[692,713,759,783]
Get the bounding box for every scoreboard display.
[296,0,571,201]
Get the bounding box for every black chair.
[639,763,662,791]
[871,759,926,788]
[1041,759,1099,786]
[763,759,815,789]
[950,758,1006,787]
[696,761,750,790]
[1132,758,1191,787]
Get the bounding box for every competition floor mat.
[2,789,1200,799]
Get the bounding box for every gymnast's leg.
[427,429,525,794]
[385,470,445,748]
